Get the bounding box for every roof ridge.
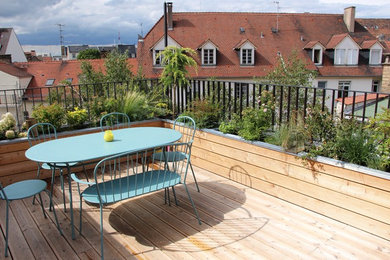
[172,11,342,16]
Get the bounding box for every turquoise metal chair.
[71,142,201,260]
[153,116,200,192]
[99,112,130,131]
[0,180,62,257]
[27,123,80,212]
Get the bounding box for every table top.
[25,127,182,164]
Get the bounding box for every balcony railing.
[1,79,389,131]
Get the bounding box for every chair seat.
[1,180,47,201]
[81,170,181,204]
[41,162,78,170]
[152,151,188,162]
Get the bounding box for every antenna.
[274,1,280,32]
[118,31,121,45]
[140,22,143,37]
[56,24,65,57]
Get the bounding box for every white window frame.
[318,81,327,89]
[338,81,350,98]
[202,48,216,66]
[369,49,382,65]
[335,48,358,65]
[45,79,55,86]
[372,80,380,92]
[312,48,323,65]
[240,48,254,65]
[154,49,164,67]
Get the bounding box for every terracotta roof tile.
[14,58,137,96]
[138,12,390,79]
[335,93,388,105]
[326,33,349,49]
[0,61,32,78]
[360,40,379,49]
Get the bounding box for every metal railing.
[1,79,389,131]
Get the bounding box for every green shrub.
[367,108,390,171]
[0,112,16,139]
[121,90,152,121]
[66,107,88,129]
[305,106,335,143]
[238,107,272,141]
[182,99,222,129]
[219,113,242,135]
[32,103,65,130]
[88,96,122,122]
[308,119,378,168]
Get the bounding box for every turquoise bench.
[71,142,201,260]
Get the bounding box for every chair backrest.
[27,123,57,147]
[173,116,196,144]
[100,112,131,131]
[93,142,190,204]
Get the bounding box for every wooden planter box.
[0,119,164,186]
[2,119,390,241]
[163,121,390,241]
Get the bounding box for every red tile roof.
[335,93,388,105]
[14,58,137,97]
[326,33,350,49]
[138,12,390,79]
[360,40,380,49]
[303,41,325,49]
[0,61,32,78]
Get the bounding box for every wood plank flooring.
[0,165,389,259]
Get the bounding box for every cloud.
[319,0,389,5]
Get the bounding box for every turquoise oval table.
[25,127,182,239]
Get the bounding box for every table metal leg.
[67,165,75,239]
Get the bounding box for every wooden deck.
[1,165,390,260]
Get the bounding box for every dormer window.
[150,36,181,68]
[234,40,256,66]
[303,41,325,66]
[326,34,360,65]
[154,50,164,66]
[368,43,383,65]
[203,49,215,65]
[335,48,358,65]
[198,40,218,66]
[241,48,253,65]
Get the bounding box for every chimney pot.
[167,2,173,30]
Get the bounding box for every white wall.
[0,71,19,90]
[6,29,27,62]
[22,45,62,57]
[313,77,376,93]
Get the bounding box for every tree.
[260,50,319,123]
[263,49,317,87]
[104,49,133,83]
[77,48,101,60]
[159,46,197,115]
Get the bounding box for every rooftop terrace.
[1,164,389,259]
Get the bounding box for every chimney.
[343,6,355,33]
[167,2,173,30]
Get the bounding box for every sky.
[1,0,389,46]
